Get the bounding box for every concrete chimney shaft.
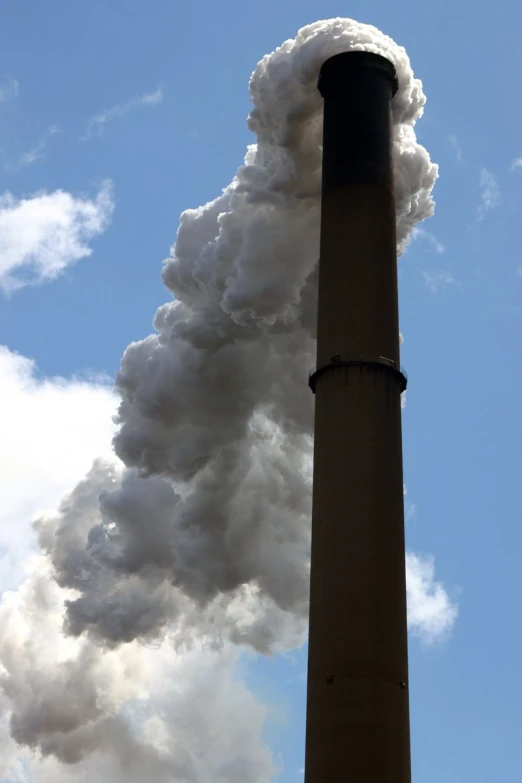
[304,51,411,783]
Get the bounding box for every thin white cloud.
[420,270,459,293]
[0,180,114,293]
[510,158,522,171]
[478,167,500,219]
[81,87,163,140]
[406,552,458,644]
[448,134,463,162]
[405,502,417,522]
[0,76,19,102]
[411,226,445,254]
[19,125,61,167]
[404,486,417,521]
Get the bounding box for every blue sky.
[0,1,521,781]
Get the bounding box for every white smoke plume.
[0,18,451,776]
[40,17,438,651]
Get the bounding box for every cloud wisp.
[478,167,500,219]
[411,225,445,254]
[81,87,163,140]
[448,134,463,162]
[19,125,62,167]
[0,76,19,102]
[420,270,459,293]
[0,181,114,292]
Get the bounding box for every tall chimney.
[304,51,411,782]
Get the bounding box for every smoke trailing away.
[0,17,448,775]
[0,562,274,780]
[36,18,437,650]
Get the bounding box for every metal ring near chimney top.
[308,358,407,394]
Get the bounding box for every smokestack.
[304,51,411,783]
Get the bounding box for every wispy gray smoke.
[1,18,442,774]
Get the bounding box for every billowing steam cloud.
[0,18,450,776]
[39,17,438,649]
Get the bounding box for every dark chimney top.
[318,51,399,98]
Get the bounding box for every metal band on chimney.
[308,358,407,394]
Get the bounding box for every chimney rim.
[317,50,399,98]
